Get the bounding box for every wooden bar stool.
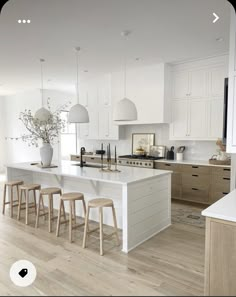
[2,180,24,218]
[17,184,41,225]
[35,187,66,233]
[56,192,86,243]
[82,198,120,256]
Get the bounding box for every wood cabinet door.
[207,220,236,296]
[208,99,224,139]
[189,69,207,99]
[172,71,189,99]
[189,100,208,138]
[170,99,189,139]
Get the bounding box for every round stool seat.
[88,198,113,208]
[20,184,41,191]
[5,180,24,186]
[40,187,61,195]
[61,192,84,201]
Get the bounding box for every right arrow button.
[213,12,219,23]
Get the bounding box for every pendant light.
[114,30,138,121]
[68,47,89,123]
[35,58,51,122]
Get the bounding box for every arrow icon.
[213,12,219,23]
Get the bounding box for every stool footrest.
[103,232,117,240]
[87,227,99,234]
[72,222,85,230]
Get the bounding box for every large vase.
[40,143,53,167]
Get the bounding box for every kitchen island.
[6,161,172,253]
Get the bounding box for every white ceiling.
[0,0,232,95]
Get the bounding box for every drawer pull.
[165,164,171,166]
[223,168,230,171]
[192,188,199,191]
[223,192,229,195]
[90,157,95,160]
[223,178,230,180]
[192,174,198,177]
[192,166,199,169]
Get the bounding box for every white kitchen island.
[6,161,172,253]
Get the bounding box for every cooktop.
[118,155,164,161]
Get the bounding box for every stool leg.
[112,205,120,246]
[99,207,104,256]
[35,194,42,228]
[17,189,23,220]
[82,206,90,249]
[72,200,76,224]
[51,195,54,218]
[25,190,29,225]
[16,185,20,204]
[48,195,52,233]
[33,190,37,215]
[69,201,73,243]
[56,199,63,237]
[2,184,7,215]
[10,186,13,218]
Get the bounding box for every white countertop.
[202,190,236,223]
[155,159,231,168]
[6,161,171,185]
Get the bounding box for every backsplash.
[79,124,222,161]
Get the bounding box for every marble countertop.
[6,161,172,185]
[154,159,231,168]
[202,189,236,223]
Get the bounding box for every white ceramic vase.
[40,143,53,167]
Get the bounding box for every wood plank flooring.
[0,179,205,296]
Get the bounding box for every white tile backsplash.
[79,124,222,161]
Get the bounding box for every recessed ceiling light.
[216,37,224,42]
[84,70,88,72]
[135,57,140,61]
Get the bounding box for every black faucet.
[80,147,86,167]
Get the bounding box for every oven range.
[118,155,164,168]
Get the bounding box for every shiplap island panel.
[6,161,172,253]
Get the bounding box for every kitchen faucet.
[80,147,86,167]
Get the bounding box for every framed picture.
[132,133,155,155]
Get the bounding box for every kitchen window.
[60,111,76,159]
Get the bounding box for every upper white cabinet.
[78,75,119,140]
[227,8,236,153]
[111,63,171,125]
[170,56,228,140]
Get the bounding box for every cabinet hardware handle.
[223,168,230,171]
[192,188,199,191]
[165,164,171,166]
[223,178,230,180]
[192,174,198,177]
[192,166,199,169]
[90,157,94,160]
[223,192,229,195]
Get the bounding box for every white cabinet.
[172,68,207,99]
[170,56,228,140]
[226,9,236,153]
[171,100,188,138]
[188,100,208,138]
[78,75,119,140]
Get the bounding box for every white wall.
[2,89,75,166]
[79,123,221,161]
[0,96,5,172]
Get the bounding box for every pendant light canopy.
[68,47,89,124]
[35,59,51,122]
[114,30,137,121]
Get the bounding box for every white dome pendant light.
[68,47,89,154]
[35,59,51,122]
[114,30,138,121]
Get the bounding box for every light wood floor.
[0,178,205,296]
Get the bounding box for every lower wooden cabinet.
[204,217,236,296]
[155,162,231,205]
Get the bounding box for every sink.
[71,163,102,168]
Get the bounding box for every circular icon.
[10,260,37,287]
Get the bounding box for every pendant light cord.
[40,58,45,107]
[122,31,130,99]
[75,47,80,104]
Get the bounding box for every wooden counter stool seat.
[17,184,41,225]
[2,180,24,218]
[56,192,86,243]
[83,198,120,256]
[35,187,65,233]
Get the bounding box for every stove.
[118,155,164,168]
